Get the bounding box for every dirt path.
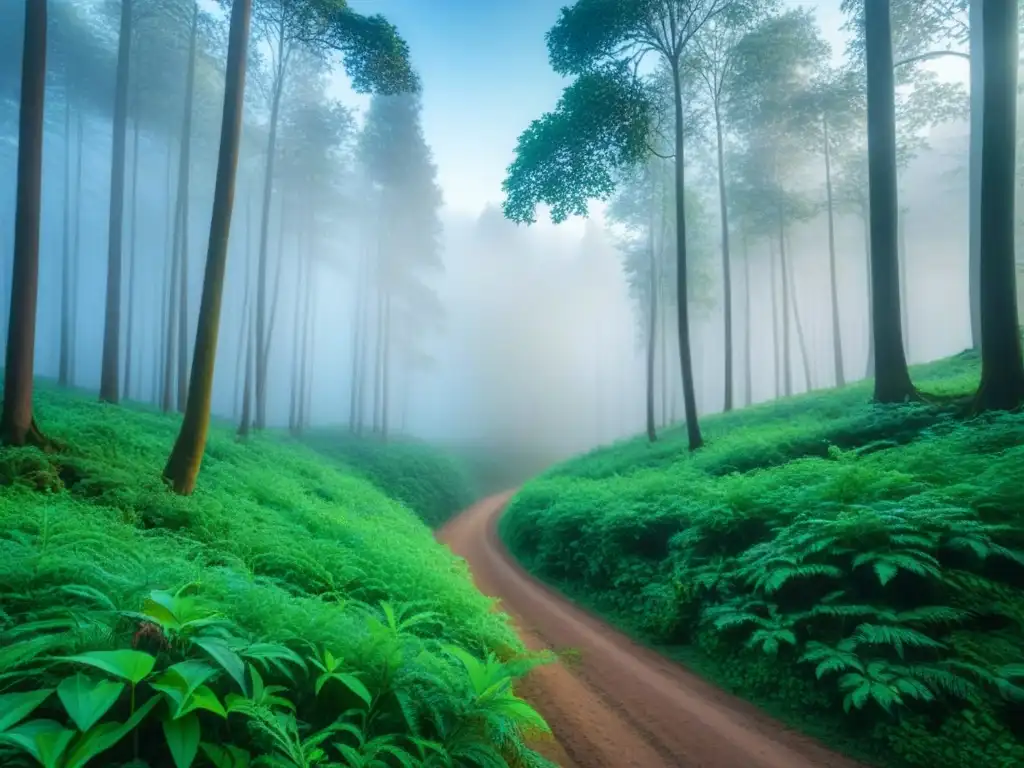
[439,493,868,768]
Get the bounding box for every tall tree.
[864,0,915,402]
[164,0,252,495]
[1,0,48,447]
[974,0,1024,411]
[504,0,745,451]
[99,0,133,403]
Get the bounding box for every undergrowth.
[301,431,476,529]
[500,348,1024,768]
[0,384,555,767]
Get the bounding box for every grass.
[0,383,556,767]
[500,348,1024,768]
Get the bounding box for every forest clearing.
[2,0,1023,766]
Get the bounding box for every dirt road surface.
[438,492,867,768]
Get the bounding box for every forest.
[0,0,1022,767]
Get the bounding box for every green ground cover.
[501,349,1024,768]
[0,384,554,767]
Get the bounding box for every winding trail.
[439,493,868,768]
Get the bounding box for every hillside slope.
[0,385,555,767]
[500,350,1024,768]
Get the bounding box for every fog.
[0,0,1005,474]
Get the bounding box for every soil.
[438,492,868,768]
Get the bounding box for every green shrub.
[501,350,1024,768]
[0,384,556,766]
[301,432,476,528]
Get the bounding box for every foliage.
[499,348,1024,768]
[300,431,476,529]
[0,385,554,766]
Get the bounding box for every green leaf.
[316,672,373,707]
[177,686,227,719]
[64,650,155,684]
[57,674,125,732]
[192,638,247,696]
[201,742,251,768]
[0,689,53,733]
[163,712,200,768]
[0,719,75,767]
[873,561,899,586]
[63,693,161,768]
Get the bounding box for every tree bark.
[861,206,875,378]
[785,235,813,392]
[125,111,141,399]
[864,0,916,403]
[742,234,752,406]
[234,192,253,420]
[1,0,47,447]
[968,0,984,349]
[288,239,304,433]
[898,205,910,358]
[769,237,780,397]
[714,105,733,412]
[380,291,390,440]
[975,0,1024,411]
[301,263,316,431]
[165,0,252,494]
[645,185,658,443]
[99,0,133,404]
[255,24,290,431]
[777,206,793,397]
[824,116,845,387]
[670,57,703,450]
[69,109,83,386]
[349,249,366,431]
[158,135,174,406]
[373,289,384,434]
[176,3,199,413]
[59,81,72,387]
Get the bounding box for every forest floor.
[495,347,1024,768]
[441,493,863,768]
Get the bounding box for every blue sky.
[330,0,968,219]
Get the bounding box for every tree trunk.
[59,83,72,387]
[769,238,780,397]
[824,116,845,387]
[670,58,703,450]
[0,0,47,447]
[165,0,251,495]
[645,188,658,442]
[777,207,793,396]
[99,0,133,404]
[975,0,1024,410]
[864,0,916,403]
[288,241,304,433]
[898,206,910,358]
[234,192,253,420]
[714,105,733,412]
[862,206,875,378]
[380,292,390,440]
[742,234,752,406]
[785,236,813,392]
[968,0,984,349]
[373,289,384,434]
[158,136,174,405]
[301,264,315,431]
[176,3,199,413]
[125,112,140,399]
[349,250,366,431]
[69,109,83,386]
[255,25,290,431]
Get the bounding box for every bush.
[301,431,476,528]
[0,384,555,767]
[500,349,1024,768]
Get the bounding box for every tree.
[864,0,915,403]
[1,0,48,447]
[164,0,253,495]
[98,0,134,404]
[974,0,1024,411]
[503,0,746,451]
[248,0,416,430]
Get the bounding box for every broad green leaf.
[163,661,218,698]
[64,650,155,684]
[192,638,247,696]
[0,719,75,767]
[63,692,161,768]
[201,742,251,768]
[0,689,53,733]
[316,672,372,707]
[57,674,125,732]
[143,593,181,631]
[163,711,200,768]
[177,685,226,719]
